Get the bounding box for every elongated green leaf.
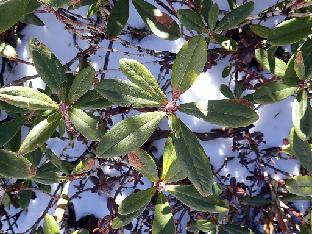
[0,149,34,179]
[132,0,180,40]
[119,58,167,103]
[0,101,26,113]
[40,0,69,7]
[96,111,165,158]
[95,79,163,107]
[69,108,101,141]
[107,0,129,39]
[19,113,61,155]
[255,48,287,77]
[46,149,73,175]
[33,162,60,185]
[0,41,17,58]
[0,0,40,33]
[284,54,300,85]
[43,214,60,234]
[68,66,95,104]
[208,3,219,30]
[20,13,45,26]
[215,2,254,32]
[118,187,156,215]
[253,80,297,104]
[152,193,176,234]
[73,90,111,110]
[289,128,312,174]
[179,99,258,128]
[0,118,24,147]
[29,39,67,99]
[292,91,312,141]
[169,115,213,196]
[128,149,158,182]
[161,137,186,183]
[268,17,312,46]
[166,185,228,213]
[188,220,216,233]
[286,176,312,197]
[177,9,205,32]
[250,24,271,38]
[201,0,213,24]
[171,36,207,94]
[112,206,145,229]
[0,86,58,110]
[219,224,253,234]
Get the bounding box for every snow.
[1,0,306,233]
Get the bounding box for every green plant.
[94,36,258,197]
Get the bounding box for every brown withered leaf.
[128,152,144,170]
[153,11,174,29]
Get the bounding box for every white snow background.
[1,0,309,233]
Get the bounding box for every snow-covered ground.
[1,0,304,233]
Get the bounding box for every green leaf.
[112,206,145,229]
[0,149,34,179]
[118,187,156,215]
[268,17,312,46]
[177,9,205,32]
[71,229,89,234]
[220,84,234,99]
[43,214,60,234]
[292,90,312,141]
[215,2,254,32]
[213,33,237,51]
[20,13,45,26]
[169,115,213,197]
[286,176,312,197]
[166,185,228,213]
[289,128,312,174]
[0,101,26,113]
[219,224,254,234]
[239,196,271,206]
[119,58,167,104]
[253,80,297,104]
[201,0,213,24]
[188,220,216,233]
[0,41,17,58]
[68,66,95,104]
[0,86,58,110]
[96,111,165,158]
[171,36,207,94]
[161,137,186,183]
[255,48,287,77]
[69,108,101,141]
[208,3,219,30]
[132,0,180,40]
[40,0,69,7]
[29,38,67,100]
[46,149,73,175]
[0,0,40,33]
[284,54,300,85]
[19,113,61,155]
[95,79,164,107]
[152,193,176,234]
[250,24,271,38]
[107,0,129,39]
[179,99,258,128]
[128,149,158,182]
[34,162,60,185]
[73,90,112,110]
[0,118,24,147]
